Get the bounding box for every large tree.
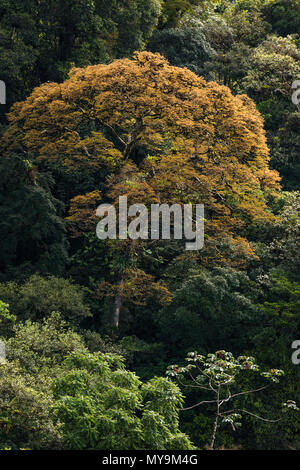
[1,51,281,327]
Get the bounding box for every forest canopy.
[0,0,300,452]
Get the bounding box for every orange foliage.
[1,51,281,264]
[95,268,172,307]
[66,190,102,238]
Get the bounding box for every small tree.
[167,350,299,449]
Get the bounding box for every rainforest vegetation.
[0,0,300,450]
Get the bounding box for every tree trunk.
[210,387,220,449]
[210,413,219,450]
[112,277,123,328]
[113,291,123,328]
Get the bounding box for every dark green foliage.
[0,275,91,324]
[0,0,161,111]
[0,154,68,281]
[262,0,300,36]
[270,114,300,190]
[148,26,216,78]
[159,0,204,28]
[155,267,257,358]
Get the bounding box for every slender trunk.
[113,291,123,328]
[112,277,123,328]
[210,387,220,450]
[210,414,219,450]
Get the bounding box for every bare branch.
[220,409,282,423]
[229,385,270,400]
[182,399,218,411]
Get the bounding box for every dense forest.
[0,0,300,451]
